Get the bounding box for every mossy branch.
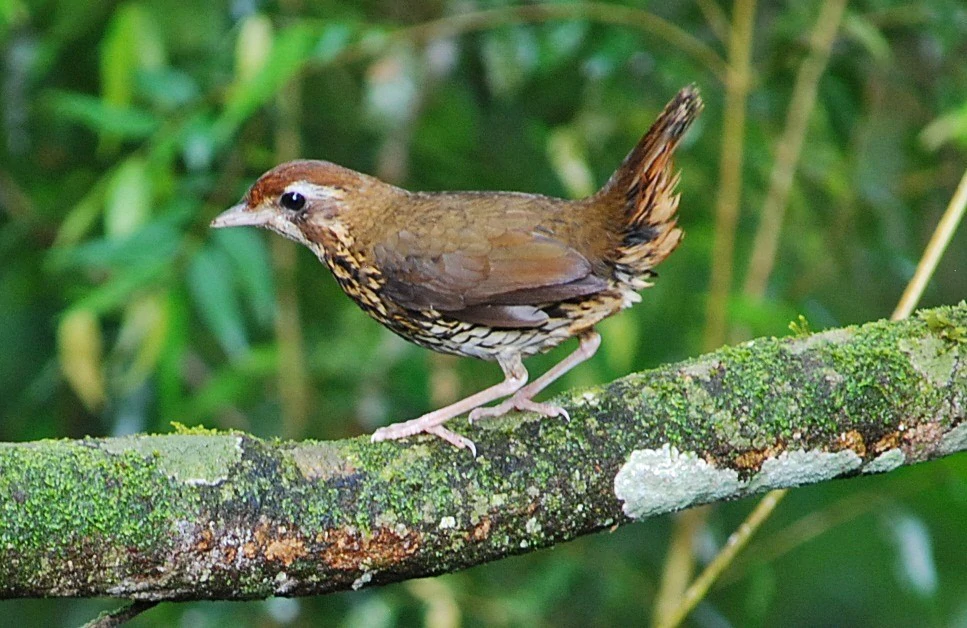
[2,304,965,601]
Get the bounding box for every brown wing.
[373,229,607,328]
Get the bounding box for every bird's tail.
[595,85,703,290]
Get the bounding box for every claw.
[372,423,477,456]
[469,397,569,424]
[426,425,477,456]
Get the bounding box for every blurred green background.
[2,0,966,626]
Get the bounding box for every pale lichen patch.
[274,572,298,595]
[469,493,491,524]
[938,422,967,457]
[747,449,861,493]
[351,571,373,590]
[863,449,905,474]
[525,517,541,534]
[678,357,722,380]
[783,328,852,356]
[711,409,750,449]
[614,445,743,520]
[288,442,354,481]
[100,434,242,485]
[899,336,958,386]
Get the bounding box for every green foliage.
[788,314,811,337]
[920,305,967,343]
[1,0,966,625]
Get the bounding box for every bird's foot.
[468,396,569,424]
[371,418,476,456]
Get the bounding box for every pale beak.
[210,203,274,228]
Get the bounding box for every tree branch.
[1,304,965,601]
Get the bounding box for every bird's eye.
[279,191,306,212]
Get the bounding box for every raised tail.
[597,85,703,290]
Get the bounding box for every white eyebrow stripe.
[285,181,345,200]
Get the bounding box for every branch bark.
[2,304,965,601]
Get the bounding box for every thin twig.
[656,490,789,628]
[651,506,709,627]
[83,601,160,627]
[272,8,313,439]
[701,0,757,352]
[892,166,967,321]
[655,2,758,623]
[331,3,728,80]
[742,0,849,300]
[695,0,730,44]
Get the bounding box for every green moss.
[0,439,197,582]
[919,305,967,344]
[592,306,965,458]
[169,421,224,435]
[788,314,812,337]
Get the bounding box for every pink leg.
[371,354,528,453]
[468,331,601,423]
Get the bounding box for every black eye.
[279,191,306,212]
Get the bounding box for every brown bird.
[212,86,702,452]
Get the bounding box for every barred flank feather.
[596,85,703,291]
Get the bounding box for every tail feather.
[598,85,703,290]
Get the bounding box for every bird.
[211,85,703,453]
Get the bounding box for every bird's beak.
[210,203,273,229]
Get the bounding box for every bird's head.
[211,160,378,249]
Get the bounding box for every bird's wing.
[373,229,607,328]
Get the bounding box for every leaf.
[539,21,587,69]
[234,13,274,86]
[45,90,159,138]
[114,292,170,392]
[48,221,180,272]
[481,26,539,98]
[212,228,276,326]
[99,2,164,152]
[211,21,318,149]
[72,256,172,315]
[0,0,28,33]
[57,308,106,411]
[54,173,112,247]
[547,127,595,199]
[135,67,200,111]
[104,157,152,238]
[187,245,249,359]
[843,14,892,65]
[365,46,421,130]
[314,21,356,63]
[920,102,967,151]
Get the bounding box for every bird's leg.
[371,354,528,452]
[469,330,601,423]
